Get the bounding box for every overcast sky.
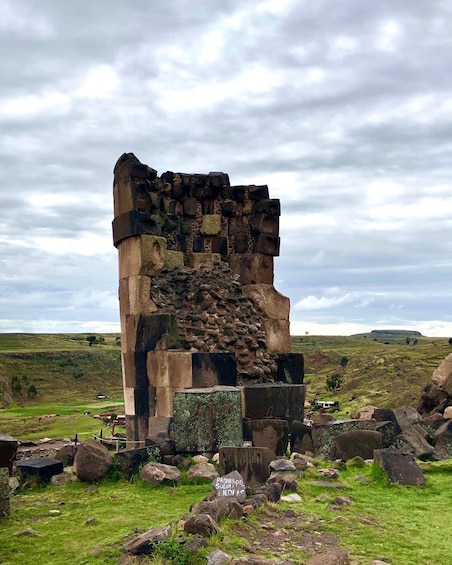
[1,0,451,337]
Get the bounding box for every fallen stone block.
[373,449,426,485]
[311,419,377,460]
[16,457,64,484]
[0,434,19,475]
[219,446,276,487]
[334,430,382,461]
[246,419,289,456]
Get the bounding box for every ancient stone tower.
[113,153,304,449]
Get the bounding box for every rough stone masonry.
[113,153,305,447]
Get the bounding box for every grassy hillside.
[292,334,450,414]
[1,332,450,416]
[0,333,122,407]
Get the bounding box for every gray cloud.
[1,0,452,335]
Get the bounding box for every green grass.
[0,478,212,565]
[216,460,452,565]
[0,400,125,441]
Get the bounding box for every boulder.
[73,439,113,482]
[433,420,452,460]
[394,406,422,431]
[207,549,232,565]
[397,427,434,460]
[212,470,247,502]
[140,462,181,485]
[431,353,452,396]
[334,430,382,461]
[443,406,452,419]
[253,481,283,503]
[123,524,172,555]
[373,449,426,486]
[54,445,76,467]
[186,462,219,481]
[353,405,377,420]
[191,498,243,522]
[311,419,376,460]
[184,514,221,537]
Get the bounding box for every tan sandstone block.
[200,215,221,236]
[242,284,290,320]
[124,386,136,416]
[119,276,157,320]
[185,253,221,268]
[228,253,274,285]
[155,387,186,417]
[147,350,192,389]
[118,235,166,279]
[262,319,291,353]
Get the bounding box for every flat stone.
[334,430,382,461]
[212,470,247,502]
[219,446,277,487]
[373,449,426,486]
[16,457,64,484]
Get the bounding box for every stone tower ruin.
[113,153,305,450]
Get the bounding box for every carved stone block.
[242,284,290,320]
[147,350,193,389]
[262,319,291,352]
[192,352,237,388]
[228,253,274,285]
[118,235,166,278]
[113,210,161,247]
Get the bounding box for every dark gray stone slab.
[219,446,276,487]
[0,434,18,475]
[16,457,63,483]
[243,383,305,422]
[373,449,426,485]
[334,430,382,461]
[212,470,246,502]
[312,419,377,460]
[274,353,304,384]
[192,352,237,388]
[246,419,289,456]
[0,467,9,518]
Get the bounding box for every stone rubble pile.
[151,261,277,381]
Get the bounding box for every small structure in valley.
[112,154,305,449]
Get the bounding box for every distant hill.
[0,333,122,407]
[351,329,424,344]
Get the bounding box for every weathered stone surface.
[431,353,452,396]
[123,524,172,555]
[186,462,219,481]
[147,350,192,389]
[373,449,426,485]
[290,420,314,453]
[173,387,242,452]
[243,384,305,422]
[253,481,283,503]
[444,405,452,419]
[192,497,243,521]
[207,549,232,565]
[184,514,221,537]
[219,446,276,487]
[373,408,402,435]
[418,382,449,416]
[242,284,290,320]
[253,233,280,256]
[118,235,166,277]
[353,405,378,420]
[50,472,72,486]
[73,440,113,482]
[212,470,247,502]
[397,427,434,460]
[274,353,304,384]
[113,210,161,247]
[125,313,179,352]
[433,419,452,460]
[0,434,19,475]
[311,419,377,460]
[201,215,222,236]
[334,430,382,461]
[192,352,237,388]
[269,459,296,472]
[228,253,274,285]
[306,548,350,565]
[140,462,181,484]
[262,319,291,352]
[394,406,422,431]
[54,444,76,467]
[16,457,64,484]
[375,421,397,448]
[0,467,10,518]
[185,253,221,268]
[247,419,289,456]
[114,447,162,480]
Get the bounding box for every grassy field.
[1,331,450,440]
[0,460,450,564]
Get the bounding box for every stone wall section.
[113,153,300,446]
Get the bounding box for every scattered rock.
[73,440,113,482]
[184,513,221,537]
[13,527,40,536]
[280,493,302,502]
[123,524,172,555]
[186,462,219,481]
[306,547,350,564]
[140,462,181,485]
[207,549,232,564]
